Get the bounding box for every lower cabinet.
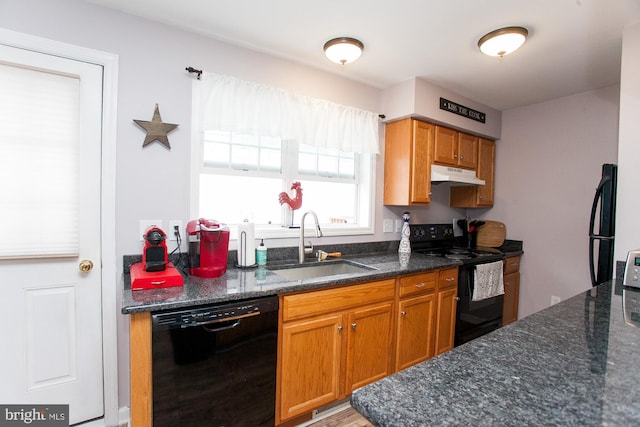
[277,279,395,424]
[435,267,459,355]
[502,256,521,325]
[276,269,459,425]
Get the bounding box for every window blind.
[0,62,80,258]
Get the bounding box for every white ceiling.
[88,0,640,110]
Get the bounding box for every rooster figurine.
[279,181,303,211]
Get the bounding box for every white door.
[0,44,104,425]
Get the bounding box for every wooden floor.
[303,406,373,427]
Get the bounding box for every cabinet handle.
[446,277,455,281]
[455,297,461,301]
[415,282,426,288]
[401,311,407,317]
[479,195,484,199]
[460,155,464,160]
[337,325,343,332]
[351,323,357,329]
[454,154,458,158]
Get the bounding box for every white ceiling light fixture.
[323,37,364,65]
[478,26,528,57]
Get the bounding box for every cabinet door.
[435,287,458,355]
[502,272,520,326]
[476,138,495,206]
[410,120,433,203]
[346,303,394,392]
[395,293,436,371]
[383,119,432,205]
[279,314,343,421]
[458,132,478,169]
[434,126,458,166]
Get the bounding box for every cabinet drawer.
[282,279,395,321]
[438,267,458,290]
[399,272,436,298]
[504,256,521,274]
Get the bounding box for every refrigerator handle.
[588,177,609,287]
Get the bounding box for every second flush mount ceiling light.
[323,37,364,65]
[478,26,528,57]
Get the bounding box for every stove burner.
[448,248,469,255]
[422,250,444,257]
[445,254,472,260]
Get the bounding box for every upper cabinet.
[384,118,433,206]
[450,138,495,208]
[383,118,495,208]
[433,126,478,170]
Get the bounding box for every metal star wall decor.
[134,104,178,149]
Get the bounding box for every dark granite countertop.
[121,251,461,314]
[121,239,523,314]
[351,280,640,426]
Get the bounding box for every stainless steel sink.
[269,260,376,281]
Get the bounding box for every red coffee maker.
[187,218,230,278]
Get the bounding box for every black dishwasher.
[151,296,279,427]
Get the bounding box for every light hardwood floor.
[303,406,373,427]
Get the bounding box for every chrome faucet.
[299,211,323,263]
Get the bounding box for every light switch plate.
[383,219,393,233]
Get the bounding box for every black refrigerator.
[589,163,617,287]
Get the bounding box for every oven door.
[454,263,504,346]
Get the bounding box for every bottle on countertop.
[399,212,411,267]
[256,239,267,266]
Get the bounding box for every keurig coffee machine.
[187,218,230,278]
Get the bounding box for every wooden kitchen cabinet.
[384,118,433,206]
[395,272,437,371]
[434,267,458,355]
[450,138,495,208]
[502,256,521,326]
[277,279,395,424]
[433,126,478,169]
[394,267,458,371]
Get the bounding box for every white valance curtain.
[197,72,380,154]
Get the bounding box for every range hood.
[431,164,485,186]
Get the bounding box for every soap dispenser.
[256,239,267,266]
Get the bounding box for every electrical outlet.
[395,219,403,232]
[139,220,163,241]
[551,295,561,305]
[169,220,183,241]
[453,218,464,236]
[383,219,393,233]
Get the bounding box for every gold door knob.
[79,260,94,272]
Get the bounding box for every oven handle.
[183,311,262,331]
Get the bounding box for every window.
[191,73,379,238]
[194,130,374,237]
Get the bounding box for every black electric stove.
[410,223,505,346]
[409,223,504,265]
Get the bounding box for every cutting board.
[476,221,506,247]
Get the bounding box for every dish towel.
[473,261,504,301]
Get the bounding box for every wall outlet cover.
[551,295,561,305]
[383,219,393,233]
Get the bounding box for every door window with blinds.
[192,73,378,236]
[0,62,80,258]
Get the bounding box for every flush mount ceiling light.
[478,26,528,57]
[323,37,364,65]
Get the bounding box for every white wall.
[0,0,467,411]
[486,86,619,318]
[615,22,640,262]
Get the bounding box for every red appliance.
[143,226,168,272]
[187,218,230,278]
[132,226,184,291]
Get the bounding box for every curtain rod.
[185,66,202,80]
[186,66,385,118]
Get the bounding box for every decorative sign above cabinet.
[439,97,486,124]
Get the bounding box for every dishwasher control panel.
[152,296,279,330]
